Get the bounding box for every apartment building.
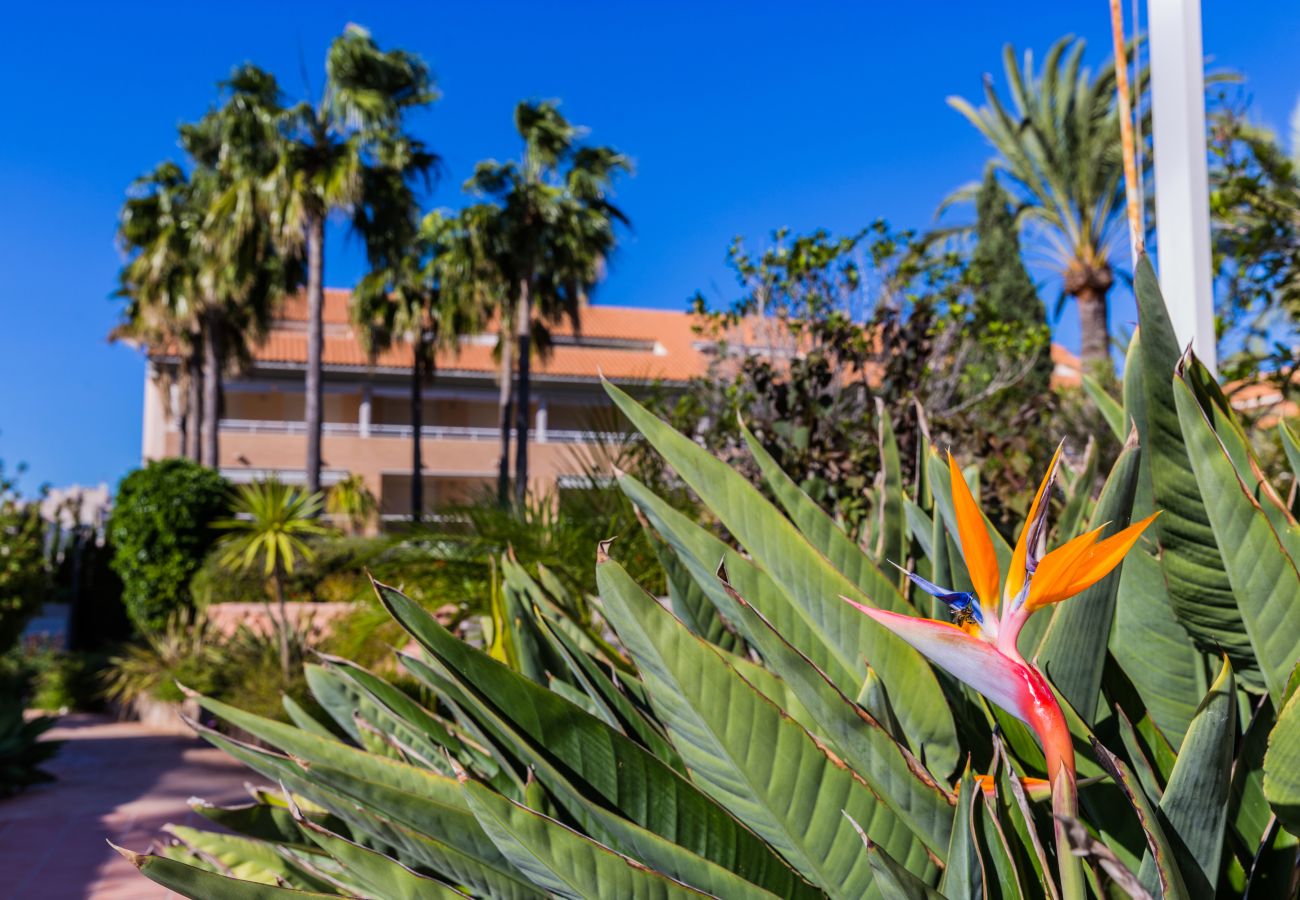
[140,289,1087,518]
[140,290,708,518]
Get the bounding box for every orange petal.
[948,452,1000,613]
[1055,512,1160,602]
[1006,443,1064,602]
[1025,525,1105,609]
[1026,513,1159,610]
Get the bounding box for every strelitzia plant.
[846,447,1157,896]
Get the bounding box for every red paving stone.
[0,714,269,899]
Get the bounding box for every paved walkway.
[0,714,264,899]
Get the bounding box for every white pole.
[1148,0,1217,371]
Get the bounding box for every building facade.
[141,289,1090,519]
[141,290,708,519]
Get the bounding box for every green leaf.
[622,471,956,857]
[114,845,340,899]
[851,825,945,900]
[1138,659,1237,900]
[1082,372,1127,442]
[1174,370,1300,704]
[460,777,718,899]
[1036,436,1140,722]
[597,554,936,898]
[1132,258,1257,682]
[376,579,814,899]
[1090,740,1190,900]
[297,820,471,898]
[606,380,960,775]
[1109,548,1204,747]
[1264,666,1300,836]
[939,770,982,900]
[1279,420,1300,486]
[161,825,318,889]
[876,400,908,578]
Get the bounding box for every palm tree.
[325,473,377,535]
[353,210,480,522]
[946,36,1147,371]
[215,479,329,679]
[116,163,206,461]
[116,70,297,470]
[463,101,630,504]
[266,25,438,494]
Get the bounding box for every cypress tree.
[969,167,1054,398]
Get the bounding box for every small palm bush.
[121,262,1299,899]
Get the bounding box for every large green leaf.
[460,777,719,899]
[114,846,340,900]
[1109,548,1204,747]
[741,423,913,615]
[1036,436,1140,722]
[160,825,324,890]
[297,819,471,898]
[1091,740,1189,900]
[598,554,936,898]
[939,770,982,900]
[1132,257,1257,682]
[1174,371,1300,704]
[1138,659,1237,900]
[622,471,956,856]
[606,380,959,774]
[375,579,816,898]
[876,398,908,578]
[1263,667,1300,836]
[1083,371,1127,443]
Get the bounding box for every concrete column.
[359,384,372,438]
[536,396,548,444]
[1149,0,1216,371]
[142,361,167,463]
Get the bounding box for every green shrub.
[0,697,59,797]
[107,459,230,634]
[27,648,105,712]
[0,466,50,653]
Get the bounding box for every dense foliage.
[107,459,230,633]
[1209,96,1300,396]
[671,216,1057,539]
[118,260,1300,900]
[0,465,50,653]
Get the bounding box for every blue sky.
[2,1,1298,491]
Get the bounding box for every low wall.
[204,601,356,640]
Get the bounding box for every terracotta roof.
[241,288,1086,388]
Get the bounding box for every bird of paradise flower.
[844,446,1156,896]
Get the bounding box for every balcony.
[216,418,622,445]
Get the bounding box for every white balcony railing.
[217,419,622,445]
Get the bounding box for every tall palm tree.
[116,162,206,461]
[215,479,329,679]
[946,36,1148,370]
[117,70,297,470]
[353,210,480,522]
[463,101,630,505]
[267,25,437,494]
[184,67,297,468]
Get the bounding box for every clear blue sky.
[2,1,1298,492]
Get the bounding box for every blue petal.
[892,565,984,625]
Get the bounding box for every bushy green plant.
[107,459,230,634]
[28,649,105,712]
[0,698,59,798]
[123,263,1300,899]
[103,612,228,707]
[0,464,50,653]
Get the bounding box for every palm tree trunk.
[1076,285,1111,374]
[201,313,222,469]
[513,281,532,507]
[305,212,326,495]
[272,560,291,682]
[186,344,204,462]
[496,329,514,507]
[410,342,425,524]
